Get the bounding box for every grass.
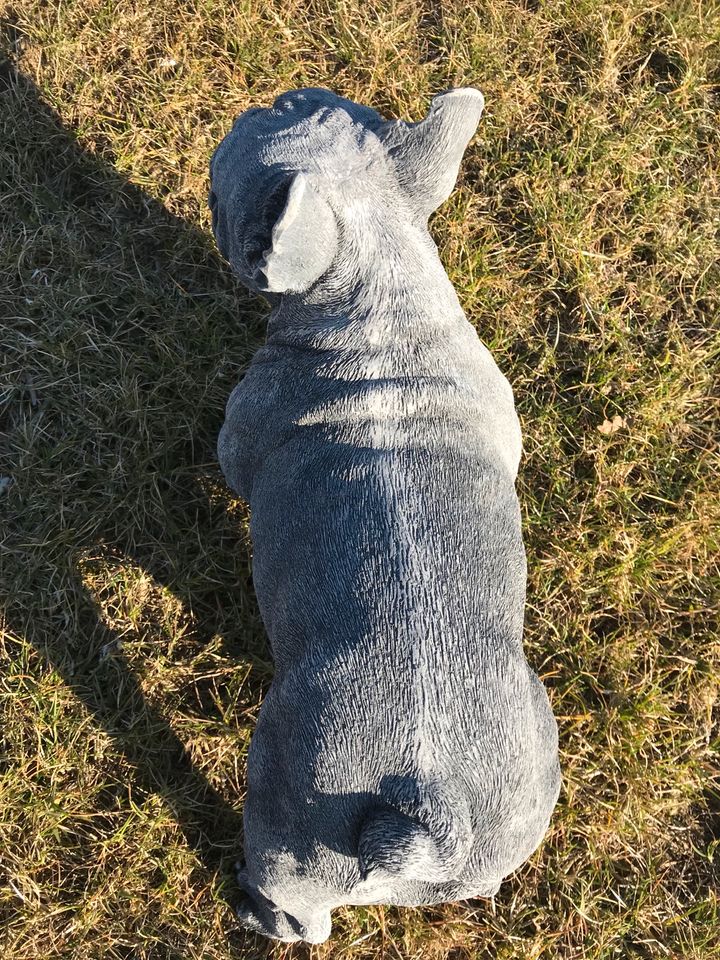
[0,0,718,957]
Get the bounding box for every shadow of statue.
[0,33,286,956]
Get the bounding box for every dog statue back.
[209,87,560,944]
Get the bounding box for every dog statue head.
[209,87,485,297]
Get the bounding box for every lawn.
[1,1,718,958]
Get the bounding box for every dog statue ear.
[253,173,337,294]
[378,88,485,220]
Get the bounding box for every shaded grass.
[1,1,719,957]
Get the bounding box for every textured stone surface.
[209,87,560,944]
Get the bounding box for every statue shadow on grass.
[0,39,290,958]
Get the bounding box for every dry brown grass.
[1,1,719,958]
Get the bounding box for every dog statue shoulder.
[209,88,560,944]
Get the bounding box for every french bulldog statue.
[209,87,560,944]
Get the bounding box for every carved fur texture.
[209,87,561,944]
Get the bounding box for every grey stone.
[209,87,560,945]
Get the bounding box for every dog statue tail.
[357,779,472,883]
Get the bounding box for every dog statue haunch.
[209,87,560,944]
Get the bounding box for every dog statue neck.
[265,210,467,353]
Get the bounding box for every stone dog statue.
[209,87,560,944]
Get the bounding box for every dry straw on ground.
[1,1,719,958]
